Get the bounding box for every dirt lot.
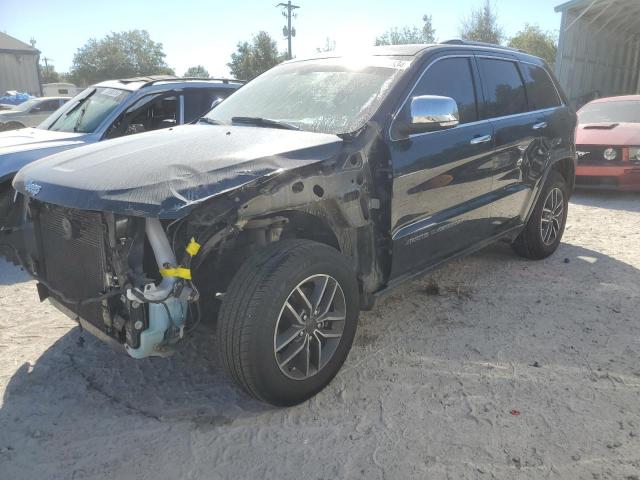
[1,191,639,480]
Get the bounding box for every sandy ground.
[1,191,639,480]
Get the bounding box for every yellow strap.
[159,267,192,280]
[185,238,201,257]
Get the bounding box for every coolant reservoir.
[125,298,188,359]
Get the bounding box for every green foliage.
[41,65,60,83]
[375,15,436,46]
[508,24,558,68]
[183,65,210,78]
[228,31,283,81]
[460,0,504,45]
[69,30,174,86]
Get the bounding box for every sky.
[2,0,564,78]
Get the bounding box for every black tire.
[512,170,569,260]
[218,239,359,406]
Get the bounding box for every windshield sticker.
[101,88,124,97]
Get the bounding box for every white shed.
[555,0,640,107]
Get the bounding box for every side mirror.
[30,106,42,113]
[409,95,459,133]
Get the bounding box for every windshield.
[11,98,39,112]
[578,100,640,124]
[43,87,130,133]
[205,57,408,135]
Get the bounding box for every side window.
[36,100,61,112]
[477,58,527,118]
[106,94,178,139]
[411,57,479,124]
[521,63,561,111]
[183,89,232,123]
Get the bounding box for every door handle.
[533,122,548,130]
[470,135,492,145]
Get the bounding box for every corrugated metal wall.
[556,7,640,106]
[0,52,41,95]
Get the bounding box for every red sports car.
[575,95,640,190]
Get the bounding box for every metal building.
[555,0,640,107]
[0,32,42,96]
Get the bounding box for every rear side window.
[478,58,527,118]
[411,57,479,124]
[521,63,561,111]
[183,89,231,123]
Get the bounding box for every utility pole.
[277,1,300,60]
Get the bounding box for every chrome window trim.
[389,54,476,142]
[389,53,566,142]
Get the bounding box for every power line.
[277,1,300,60]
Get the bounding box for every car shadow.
[0,258,30,285]
[1,241,639,470]
[571,189,640,213]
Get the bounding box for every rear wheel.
[218,239,359,406]
[512,170,569,260]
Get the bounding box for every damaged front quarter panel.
[184,122,392,306]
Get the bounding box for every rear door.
[388,54,495,280]
[476,56,560,234]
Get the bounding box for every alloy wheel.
[540,187,564,246]
[274,274,346,380]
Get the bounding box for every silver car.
[0,97,69,130]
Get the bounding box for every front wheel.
[218,240,360,406]
[512,170,569,260]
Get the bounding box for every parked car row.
[0,40,631,406]
[0,97,70,131]
[0,76,244,226]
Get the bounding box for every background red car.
[575,95,640,191]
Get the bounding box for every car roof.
[587,95,640,105]
[93,75,244,92]
[288,41,545,66]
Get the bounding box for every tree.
[375,14,436,46]
[422,14,436,43]
[41,64,60,83]
[460,0,504,44]
[508,24,558,68]
[184,65,210,78]
[69,30,174,86]
[228,31,283,81]
[317,37,337,53]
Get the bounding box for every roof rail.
[440,39,527,54]
[117,76,244,88]
[175,77,246,85]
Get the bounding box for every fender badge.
[25,181,42,196]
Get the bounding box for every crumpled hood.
[0,128,87,181]
[576,122,640,146]
[14,124,343,218]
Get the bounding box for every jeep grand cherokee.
[7,41,576,406]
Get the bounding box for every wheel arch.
[552,156,576,193]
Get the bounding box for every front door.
[388,55,496,280]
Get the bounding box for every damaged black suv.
[8,41,576,406]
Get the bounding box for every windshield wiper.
[231,116,300,131]
[197,117,224,126]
